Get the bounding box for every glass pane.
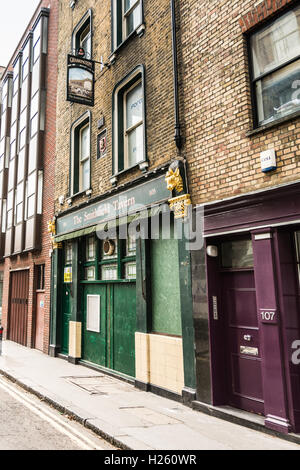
[30,114,39,138]
[127,232,136,255]
[125,0,138,12]
[81,158,90,191]
[126,3,141,35]
[125,262,136,280]
[126,83,142,129]
[80,26,91,57]
[65,242,72,264]
[221,240,254,269]
[256,59,300,125]
[251,6,300,78]
[17,150,25,183]
[86,236,95,261]
[101,264,118,281]
[16,203,23,224]
[128,124,143,166]
[31,59,40,96]
[85,266,95,281]
[27,194,35,218]
[33,37,41,64]
[80,125,90,160]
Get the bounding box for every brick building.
[50,0,196,402]
[0,0,59,353]
[180,0,300,434]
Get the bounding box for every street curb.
[0,369,132,451]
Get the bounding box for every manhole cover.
[65,375,135,395]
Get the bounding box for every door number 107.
[260,311,276,322]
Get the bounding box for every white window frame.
[123,0,141,39]
[123,79,143,169]
[70,111,91,196]
[112,66,146,176]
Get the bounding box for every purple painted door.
[222,270,264,415]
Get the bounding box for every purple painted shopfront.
[203,181,300,434]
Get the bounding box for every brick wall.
[1,0,59,354]
[55,0,179,214]
[180,0,300,206]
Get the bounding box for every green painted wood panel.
[82,284,107,367]
[112,283,136,377]
[151,229,182,336]
[61,284,72,355]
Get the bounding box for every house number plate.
[240,346,259,356]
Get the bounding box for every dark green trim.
[71,240,82,322]
[177,223,196,390]
[136,237,151,333]
[50,248,63,352]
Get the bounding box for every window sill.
[110,160,149,186]
[68,188,92,205]
[246,110,300,137]
[109,23,146,64]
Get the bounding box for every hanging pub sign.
[67,54,95,106]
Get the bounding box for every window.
[70,112,91,195]
[221,239,254,269]
[250,6,300,126]
[72,10,92,58]
[113,66,146,175]
[37,264,45,291]
[112,0,143,50]
[82,229,136,282]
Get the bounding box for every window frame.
[71,9,93,59]
[249,5,300,129]
[111,0,144,52]
[112,65,147,177]
[70,111,91,197]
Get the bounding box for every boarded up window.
[86,295,100,333]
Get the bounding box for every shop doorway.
[219,238,264,415]
[8,270,29,346]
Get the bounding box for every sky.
[0,0,41,67]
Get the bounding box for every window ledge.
[110,160,149,186]
[109,23,146,64]
[68,188,92,205]
[246,110,300,137]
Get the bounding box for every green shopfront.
[50,174,196,400]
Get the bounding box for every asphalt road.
[0,376,117,450]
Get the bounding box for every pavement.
[0,340,299,451]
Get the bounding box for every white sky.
[0,0,41,67]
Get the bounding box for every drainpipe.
[171,0,182,150]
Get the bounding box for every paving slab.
[0,341,299,451]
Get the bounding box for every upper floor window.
[72,10,92,58]
[112,65,146,175]
[70,112,91,195]
[112,0,143,51]
[250,5,300,127]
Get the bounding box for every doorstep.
[192,400,300,446]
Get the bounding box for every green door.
[111,283,136,377]
[82,282,136,377]
[82,284,107,366]
[61,283,72,355]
